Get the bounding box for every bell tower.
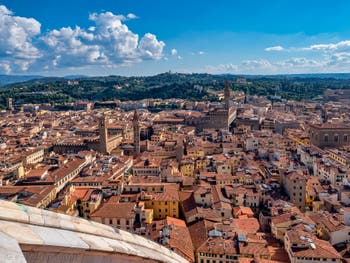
[224,81,230,111]
[133,110,140,157]
[99,115,109,154]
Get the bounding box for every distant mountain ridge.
[0,75,89,86]
[0,75,43,86]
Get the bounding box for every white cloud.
[302,40,350,52]
[177,55,182,60]
[127,13,138,20]
[41,26,104,68]
[277,57,323,68]
[138,33,165,60]
[0,61,11,74]
[88,26,96,31]
[0,5,41,73]
[198,51,205,55]
[265,45,284,51]
[171,49,177,55]
[205,63,238,74]
[327,52,350,68]
[206,57,329,74]
[242,59,272,69]
[0,5,165,73]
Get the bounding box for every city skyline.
[2,0,350,76]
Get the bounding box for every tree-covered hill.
[1,72,350,108]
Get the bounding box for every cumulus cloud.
[138,33,165,60]
[277,57,322,68]
[198,51,205,55]
[41,12,165,68]
[0,5,41,73]
[207,57,330,74]
[0,5,165,73]
[265,45,284,51]
[326,52,350,68]
[302,40,350,52]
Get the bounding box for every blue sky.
[1,0,350,76]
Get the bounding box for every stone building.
[192,82,237,130]
[282,170,307,212]
[53,116,123,154]
[309,123,350,148]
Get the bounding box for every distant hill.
[1,72,350,109]
[0,75,43,86]
[64,75,89,80]
[2,72,350,87]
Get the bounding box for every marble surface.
[0,200,188,263]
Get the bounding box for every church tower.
[99,115,109,154]
[224,81,231,111]
[133,110,140,157]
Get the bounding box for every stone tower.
[224,81,230,111]
[7,98,14,112]
[133,110,140,157]
[99,115,109,154]
[176,138,184,162]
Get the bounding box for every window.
[324,134,329,143]
[334,134,339,143]
[345,134,348,142]
[109,219,113,224]
[117,219,120,225]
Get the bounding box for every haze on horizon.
[1,0,350,76]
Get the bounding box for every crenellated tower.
[133,110,140,157]
[224,81,230,111]
[99,115,109,154]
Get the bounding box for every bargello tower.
[224,81,231,111]
[99,115,109,154]
[133,109,140,157]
